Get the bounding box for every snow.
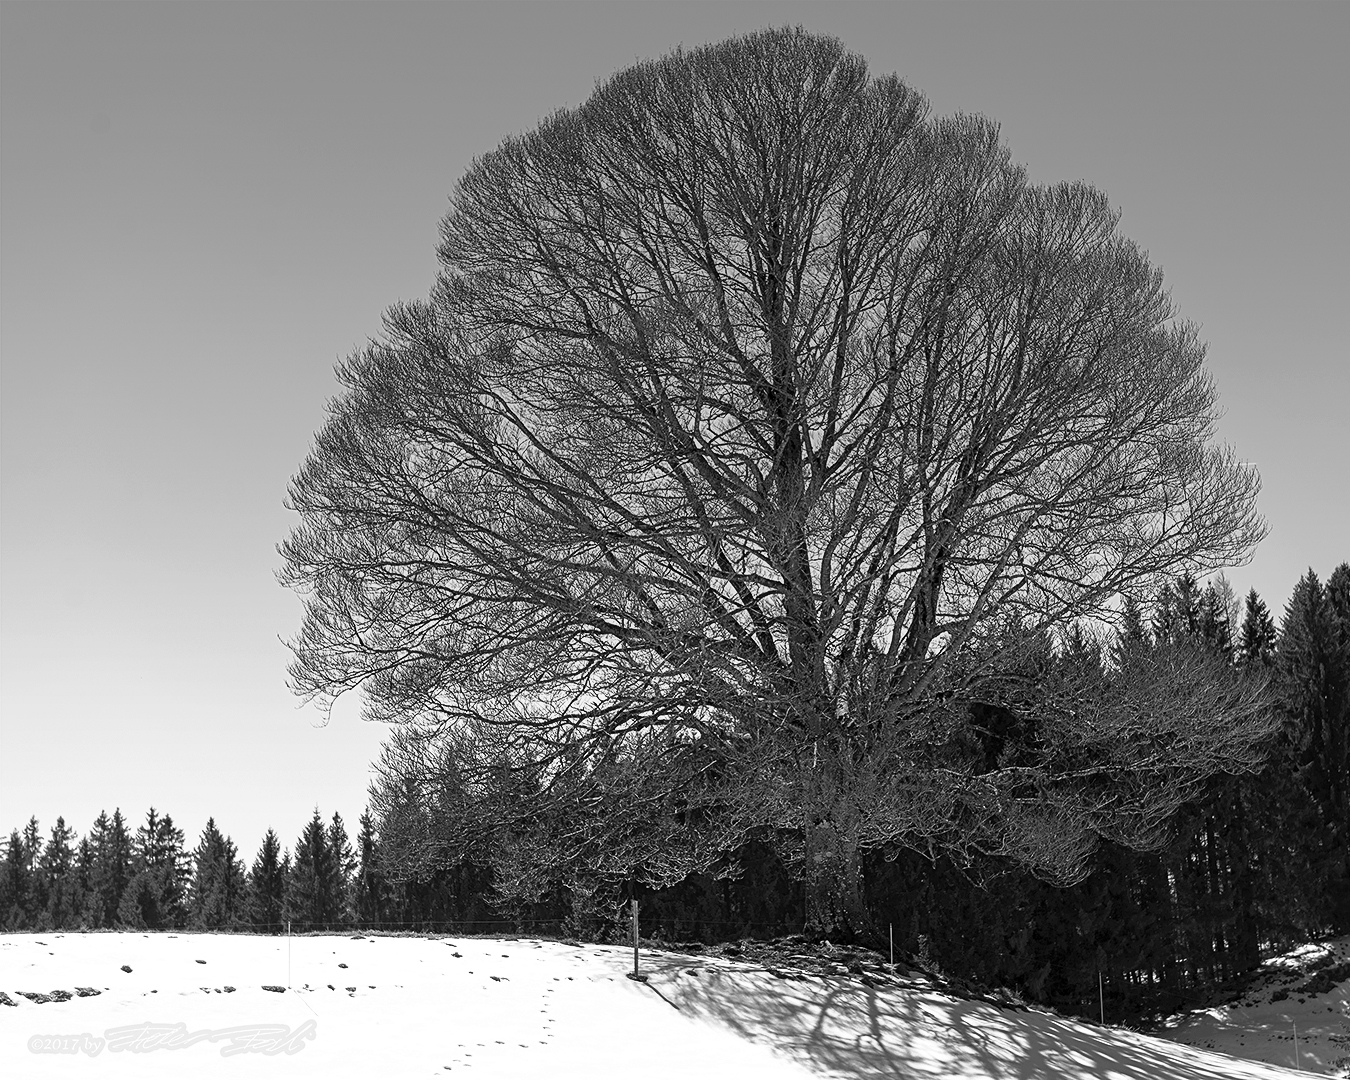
[1154,936,1350,1077]
[0,931,1331,1078]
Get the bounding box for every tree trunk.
[1229,790,1260,972]
[802,820,868,942]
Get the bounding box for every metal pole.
[287,920,292,989]
[889,924,894,967]
[1294,1022,1300,1071]
[1099,971,1105,1025]
[631,899,639,979]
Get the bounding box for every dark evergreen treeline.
[858,564,1349,1021]
[1,809,348,934]
[5,565,1345,1024]
[884,567,1347,1019]
[0,798,508,936]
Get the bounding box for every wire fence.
[1,914,822,942]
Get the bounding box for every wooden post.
[625,899,647,981]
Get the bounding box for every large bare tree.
[281,29,1269,933]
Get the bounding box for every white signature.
[28,1020,317,1056]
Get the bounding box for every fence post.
[626,899,647,982]
[287,919,292,989]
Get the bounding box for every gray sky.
[2,1,1346,862]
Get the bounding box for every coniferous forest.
[4,565,1346,1025]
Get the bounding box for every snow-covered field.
[0,931,1336,1078]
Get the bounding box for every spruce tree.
[99,809,132,927]
[1175,574,1204,639]
[281,850,293,914]
[353,810,389,929]
[1061,622,1102,675]
[327,812,355,927]
[189,819,246,930]
[80,812,110,927]
[286,810,339,930]
[1327,563,1350,839]
[20,817,43,918]
[73,835,93,929]
[246,829,287,933]
[0,834,13,925]
[1153,573,1205,645]
[1,830,30,929]
[1279,567,1350,930]
[1330,564,1350,607]
[118,808,189,929]
[80,810,131,928]
[152,811,189,928]
[1120,596,1148,647]
[36,818,77,929]
[1239,589,1278,667]
[1199,580,1236,659]
[1327,562,1350,930]
[1151,582,1178,645]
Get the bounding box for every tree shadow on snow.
[640,957,1298,1080]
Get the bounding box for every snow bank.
[1155,936,1350,1077]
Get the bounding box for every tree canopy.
[281,29,1268,932]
